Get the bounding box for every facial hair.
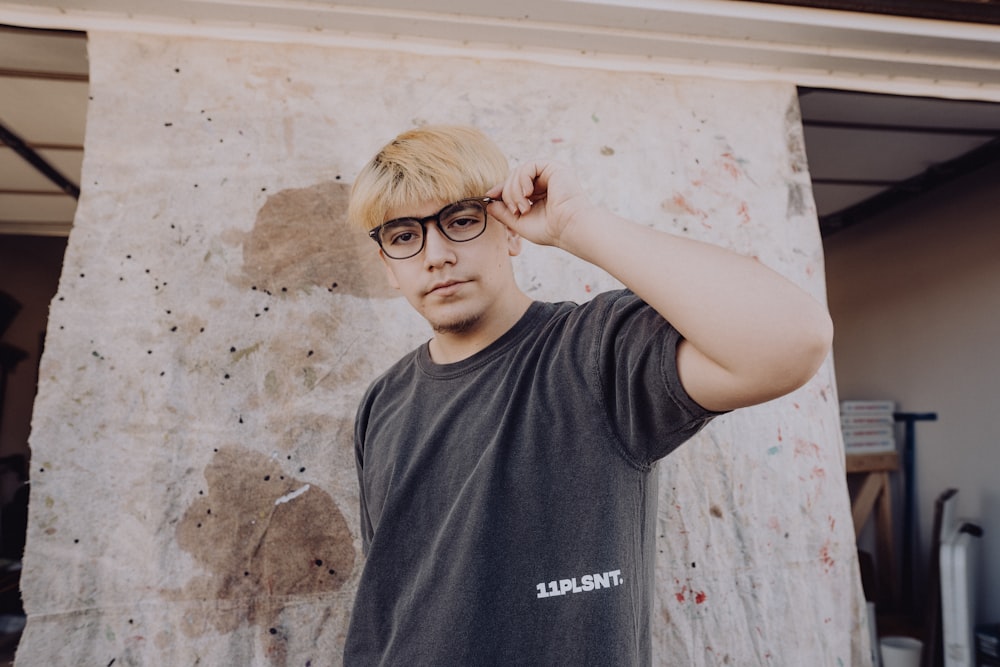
[430,311,484,335]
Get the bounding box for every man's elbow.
[781,308,834,393]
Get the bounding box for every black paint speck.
[264,475,270,481]
[314,559,323,566]
[299,467,305,473]
[230,346,236,353]
[170,326,178,332]
[269,628,277,635]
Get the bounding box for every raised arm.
[487,160,833,412]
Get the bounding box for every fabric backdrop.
[18,31,869,666]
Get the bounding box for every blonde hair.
[348,125,509,232]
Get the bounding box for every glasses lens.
[379,219,424,258]
[439,200,487,242]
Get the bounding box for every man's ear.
[505,226,523,257]
[379,250,401,290]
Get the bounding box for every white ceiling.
[1,1,999,237]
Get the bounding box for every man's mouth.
[427,280,466,296]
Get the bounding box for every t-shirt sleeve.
[586,290,725,466]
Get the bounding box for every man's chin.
[430,312,483,335]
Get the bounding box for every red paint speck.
[819,541,835,572]
[737,202,750,224]
[675,586,687,603]
[695,591,707,604]
[720,152,742,179]
[584,284,592,293]
[794,439,821,458]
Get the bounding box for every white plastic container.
[880,637,922,667]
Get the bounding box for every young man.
[344,125,832,665]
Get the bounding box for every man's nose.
[422,223,456,265]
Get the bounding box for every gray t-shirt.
[345,290,720,666]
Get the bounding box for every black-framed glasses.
[369,197,496,260]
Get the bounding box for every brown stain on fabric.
[172,446,355,663]
[232,180,394,299]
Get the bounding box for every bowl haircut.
[348,125,510,232]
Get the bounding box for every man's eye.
[390,231,419,245]
[447,217,477,229]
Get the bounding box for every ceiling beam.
[748,0,1000,26]
[1,0,999,101]
[0,67,88,82]
[820,135,1000,236]
[0,120,80,199]
[803,119,1000,136]
[0,219,72,237]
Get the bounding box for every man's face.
[378,198,523,335]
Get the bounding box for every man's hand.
[486,160,592,249]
